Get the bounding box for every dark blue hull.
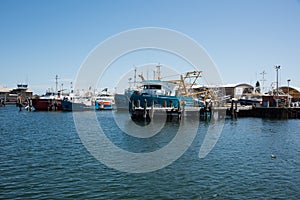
[129,93,180,121]
[61,100,89,111]
[238,99,261,106]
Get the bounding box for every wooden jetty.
[130,98,300,121]
[237,107,300,119]
[129,97,230,121]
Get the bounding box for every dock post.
[234,100,238,119]
[137,99,140,108]
[204,101,211,120]
[131,100,135,112]
[230,100,237,119]
[17,96,22,111]
[4,94,7,107]
[143,99,147,119]
[177,100,181,120]
[150,100,154,119]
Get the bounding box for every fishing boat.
[118,65,220,120]
[129,80,229,121]
[238,94,263,106]
[31,91,64,111]
[129,79,195,120]
[115,87,141,110]
[61,87,97,111]
[31,75,70,111]
[94,88,115,110]
[114,67,142,110]
[61,97,90,111]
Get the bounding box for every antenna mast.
[134,67,137,87]
[157,64,161,80]
[55,75,59,93]
[260,70,267,93]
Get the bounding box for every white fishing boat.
[94,88,115,110]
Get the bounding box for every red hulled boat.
[32,92,63,111]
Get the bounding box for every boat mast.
[134,67,137,87]
[260,70,267,93]
[55,75,59,93]
[157,64,161,80]
[70,82,73,93]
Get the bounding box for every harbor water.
[0,105,299,199]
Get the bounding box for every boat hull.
[95,100,114,110]
[61,100,89,111]
[32,99,62,111]
[114,93,130,110]
[238,99,261,106]
[129,93,180,120]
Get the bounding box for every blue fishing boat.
[129,80,190,120]
[115,66,206,120]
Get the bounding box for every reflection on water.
[0,105,299,199]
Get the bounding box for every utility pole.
[287,79,291,107]
[274,66,280,107]
[260,70,267,93]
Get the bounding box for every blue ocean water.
[0,105,299,199]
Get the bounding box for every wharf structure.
[128,81,256,121]
[0,84,33,105]
[156,83,300,120]
[209,84,300,119]
[229,85,300,119]
[237,107,300,119]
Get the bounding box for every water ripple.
[0,106,299,199]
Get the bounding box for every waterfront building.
[0,84,33,104]
[192,83,254,99]
[221,83,254,99]
[279,86,300,102]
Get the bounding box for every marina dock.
[129,100,300,121]
[237,107,300,119]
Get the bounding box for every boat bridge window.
[143,85,161,90]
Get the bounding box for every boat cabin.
[141,81,177,96]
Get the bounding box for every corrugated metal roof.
[280,86,300,92]
[191,83,254,88]
[0,86,12,93]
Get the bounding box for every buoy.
[271,154,276,159]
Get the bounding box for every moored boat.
[127,67,227,121]
[238,94,263,106]
[32,92,64,111]
[61,97,90,111]
[31,75,70,111]
[94,88,115,110]
[95,95,115,110]
[129,80,184,120]
[115,87,142,110]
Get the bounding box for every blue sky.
[0,0,300,94]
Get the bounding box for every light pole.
[274,65,280,107]
[287,79,291,107]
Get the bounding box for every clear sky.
[1,0,300,94]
